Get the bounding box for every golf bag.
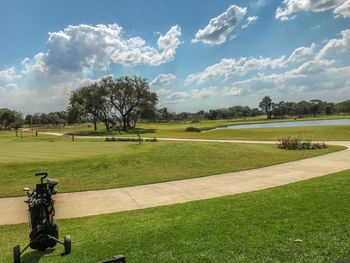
[27,173,59,250]
[13,172,71,263]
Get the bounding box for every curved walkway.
[1,138,350,225]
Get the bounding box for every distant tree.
[309,99,324,117]
[159,107,169,122]
[259,96,272,118]
[25,114,33,126]
[0,108,23,129]
[251,108,261,117]
[324,103,335,115]
[295,100,310,117]
[207,110,218,120]
[66,106,81,124]
[335,100,350,114]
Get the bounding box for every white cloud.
[25,24,182,74]
[185,56,285,85]
[0,67,22,82]
[229,59,350,97]
[223,86,242,96]
[286,43,316,63]
[334,0,350,17]
[242,16,259,28]
[276,0,348,20]
[150,73,176,88]
[0,75,97,114]
[155,88,174,96]
[192,5,247,45]
[317,29,350,60]
[182,28,350,105]
[165,87,218,102]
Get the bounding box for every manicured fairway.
[0,139,132,163]
[135,115,350,140]
[1,169,349,262]
[43,116,350,140]
[189,125,350,141]
[0,132,342,197]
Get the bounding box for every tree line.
[258,96,350,119]
[2,75,350,130]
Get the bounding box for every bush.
[185,127,201,132]
[105,137,157,142]
[278,137,327,150]
[190,119,201,123]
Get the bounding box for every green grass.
[78,125,350,141]
[190,126,350,141]
[1,169,349,262]
[38,115,350,141]
[0,131,342,197]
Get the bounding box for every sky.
[0,0,350,114]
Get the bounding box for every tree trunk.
[93,119,97,131]
[122,116,127,131]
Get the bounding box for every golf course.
[1,117,350,262]
[1,2,350,261]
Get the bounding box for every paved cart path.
[1,137,349,225]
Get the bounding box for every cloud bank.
[25,24,182,74]
[276,0,350,20]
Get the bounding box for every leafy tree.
[0,108,23,129]
[24,114,33,126]
[324,103,335,115]
[259,96,272,118]
[68,81,113,131]
[68,76,157,131]
[295,100,310,117]
[107,76,158,130]
[159,107,169,122]
[309,99,324,117]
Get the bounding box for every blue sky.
[0,0,350,113]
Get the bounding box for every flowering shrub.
[278,137,327,150]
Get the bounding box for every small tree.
[259,96,272,118]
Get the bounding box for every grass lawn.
[1,169,349,262]
[0,132,343,197]
[189,125,350,141]
[38,115,350,141]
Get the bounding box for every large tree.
[68,81,114,131]
[68,76,158,131]
[107,76,158,130]
[259,96,272,118]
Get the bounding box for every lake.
[225,119,350,129]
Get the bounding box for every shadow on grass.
[21,248,57,262]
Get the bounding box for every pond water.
[225,119,350,129]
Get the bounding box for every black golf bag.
[27,173,59,250]
[13,172,71,263]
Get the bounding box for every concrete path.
[41,132,274,144]
[1,138,349,225]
